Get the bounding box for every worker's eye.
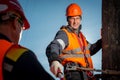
[18,18,24,27]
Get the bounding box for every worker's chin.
[73,27,78,30]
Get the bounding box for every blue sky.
[19,0,102,79]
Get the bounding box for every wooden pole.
[102,0,120,79]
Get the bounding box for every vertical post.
[102,0,120,80]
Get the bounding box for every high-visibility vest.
[0,39,28,80]
[0,40,13,80]
[59,28,93,68]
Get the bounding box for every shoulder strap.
[0,40,13,80]
[79,32,90,68]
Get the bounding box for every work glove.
[50,61,63,77]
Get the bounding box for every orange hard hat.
[66,3,82,16]
[0,0,30,30]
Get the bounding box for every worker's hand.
[50,61,63,77]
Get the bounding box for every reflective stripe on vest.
[60,54,91,60]
[62,47,89,54]
[59,28,93,68]
[0,40,13,80]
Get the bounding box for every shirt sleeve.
[46,30,68,65]
[88,39,102,56]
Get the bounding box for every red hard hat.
[0,0,30,30]
[66,3,82,17]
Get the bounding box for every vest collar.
[67,25,80,36]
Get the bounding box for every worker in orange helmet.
[0,0,55,80]
[46,3,102,80]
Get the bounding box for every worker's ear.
[12,18,19,30]
[79,25,82,30]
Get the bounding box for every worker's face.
[17,18,24,43]
[13,17,24,44]
[68,16,81,30]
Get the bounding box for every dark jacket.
[0,33,55,80]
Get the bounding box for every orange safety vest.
[59,28,93,68]
[0,40,13,80]
[0,39,28,80]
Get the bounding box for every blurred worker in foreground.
[0,0,55,80]
[46,3,102,80]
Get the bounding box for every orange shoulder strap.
[0,40,13,80]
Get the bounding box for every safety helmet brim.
[0,0,30,30]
